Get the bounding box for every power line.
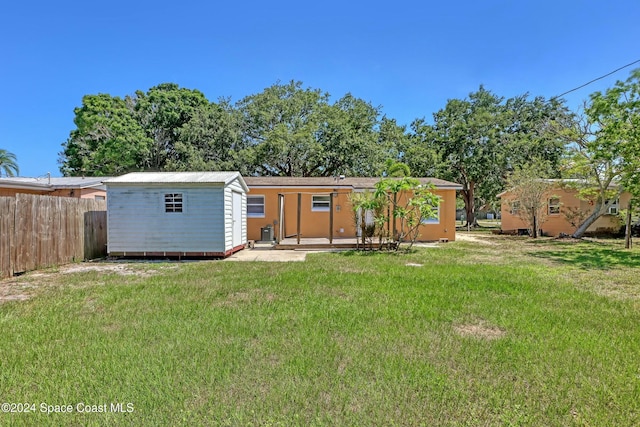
[551,58,640,100]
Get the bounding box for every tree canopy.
[58,76,640,240]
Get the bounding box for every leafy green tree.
[238,81,385,177]
[132,83,210,170]
[168,99,250,173]
[0,149,19,177]
[504,161,555,238]
[432,86,506,227]
[402,118,442,178]
[348,190,386,248]
[316,94,382,176]
[237,80,329,176]
[566,69,640,238]
[59,94,152,176]
[375,176,441,251]
[503,95,571,177]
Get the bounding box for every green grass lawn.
[1,235,639,426]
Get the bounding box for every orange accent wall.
[500,187,629,236]
[247,187,457,242]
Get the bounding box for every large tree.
[167,99,250,173]
[0,149,19,177]
[430,87,572,226]
[59,94,152,176]
[238,81,384,177]
[315,93,382,176]
[432,86,507,226]
[566,69,640,238]
[132,83,210,170]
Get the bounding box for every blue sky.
[2,0,639,177]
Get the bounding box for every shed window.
[548,197,561,215]
[165,193,183,213]
[247,195,265,217]
[312,195,331,211]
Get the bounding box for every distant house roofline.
[0,176,110,191]
[497,178,622,198]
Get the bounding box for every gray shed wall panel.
[107,185,226,253]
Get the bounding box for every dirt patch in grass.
[0,262,172,304]
[455,233,497,245]
[454,321,506,340]
[0,281,38,304]
[60,263,159,276]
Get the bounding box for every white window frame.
[94,195,105,201]
[311,194,331,212]
[247,195,265,218]
[164,193,183,213]
[548,197,561,215]
[606,198,619,215]
[421,204,440,225]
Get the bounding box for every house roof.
[243,176,463,190]
[104,172,249,192]
[496,178,620,198]
[0,176,109,191]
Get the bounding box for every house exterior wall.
[500,187,629,236]
[0,188,49,197]
[107,184,228,254]
[247,187,457,242]
[0,187,107,199]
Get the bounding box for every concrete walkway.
[224,243,320,262]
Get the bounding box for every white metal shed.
[104,172,248,257]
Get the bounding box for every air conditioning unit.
[261,225,274,241]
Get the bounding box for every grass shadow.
[532,247,640,270]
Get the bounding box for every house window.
[165,193,183,213]
[548,197,561,215]
[606,198,619,215]
[247,195,265,218]
[421,204,440,224]
[94,195,105,201]
[510,201,521,215]
[312,195,331,212]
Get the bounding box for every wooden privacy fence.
[0,194,107,278]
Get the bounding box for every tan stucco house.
[244,176,462,242]
[498,181,630,236]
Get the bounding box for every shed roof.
[243,176,463,190]
[105,172,249,191]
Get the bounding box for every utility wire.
[552,58,640,100]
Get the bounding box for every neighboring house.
[243,176,462,242]
[498,182,630,236]
[104,172,248,257]
[0,176,109,200]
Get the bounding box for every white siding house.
[104,172,248,257]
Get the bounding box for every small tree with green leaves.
[375,177,441,251]
[504,162,555,238]
[348,191,388,249]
